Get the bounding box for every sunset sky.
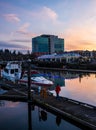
[0,0,96,53]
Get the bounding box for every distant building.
[32,34,64,56]
[71,50,96,59]
[37,52,81,63]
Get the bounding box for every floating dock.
[0,79,96,129]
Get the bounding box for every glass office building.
[32,34,64,54]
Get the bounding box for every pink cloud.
[16,23,36,37]
[42,6,57,21]
[3,13,20,23]
[19,23,30,32]
[31,6,58,22]
[16,30,36,37]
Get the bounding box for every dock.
[0,79,96,129]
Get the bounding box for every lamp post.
[27,59,33,130]
[27,59,31,101]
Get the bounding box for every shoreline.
[34,67,96,73]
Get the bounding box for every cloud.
[29,6,64,33]
[16,30,36,37]
[65,44,78,51]
[42,6,58,21]
[31,6,58,22]
[16,23,36,37]
[18,23,30,32]
[65,39,96,51]
[77,41,96,50]
[3,13,20,23]
[59,22,96,51]
[10,39,31,43]
[0,41,30,50]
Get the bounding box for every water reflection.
[56,115,61,126]
[0,71,96,129]
[0,100,5,106]
[0,100,82,130]
[39,70,96,106]
[28,102,32,130]
[38,107,47,122]
[40,71,81,87]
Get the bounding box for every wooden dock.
[0,79,96,129]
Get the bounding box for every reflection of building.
[40,71,80,88]
[32,34,64,55]
[62,72,79,79]
[41,71,65,87]
[54,78,65,87]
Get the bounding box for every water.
[0,100,81,130]
[40,70,96,106]
[0,70,96,129]
[60,73,96,106]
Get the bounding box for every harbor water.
[0,100,81,130]
[39,70,96,106]
[0,70,96,130]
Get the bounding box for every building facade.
[32,34,64,55]
[37,52,81,63]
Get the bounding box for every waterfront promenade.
[0,79,96,129]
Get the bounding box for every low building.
[37,52,81,63]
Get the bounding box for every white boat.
[18,70,54,87]
[2,61,22,82]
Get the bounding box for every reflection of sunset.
[60,74,96,106]
[5,101,20,108]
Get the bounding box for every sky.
[0,0,96,53]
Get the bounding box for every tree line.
[0,49,37,61]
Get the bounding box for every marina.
[1,1,96,130]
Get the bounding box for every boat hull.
[18,79,53,87]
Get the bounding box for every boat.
[2,61,22,82]
[18,70,54,87]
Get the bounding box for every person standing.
[55,84,61,99]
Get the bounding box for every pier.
[0,79,96,129]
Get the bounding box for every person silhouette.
[55,84,61,99]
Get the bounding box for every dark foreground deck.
[0,79,96,129]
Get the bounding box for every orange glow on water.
[60,74,96,106]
